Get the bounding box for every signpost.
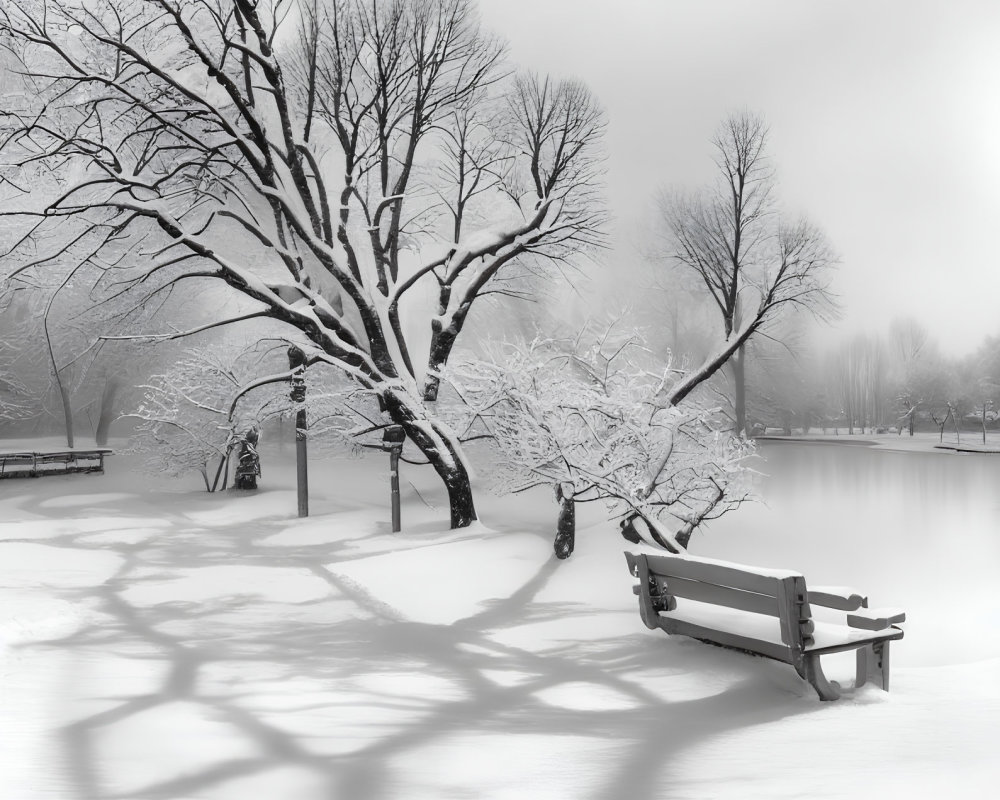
[382,424,405,532]
[287,345,308,518]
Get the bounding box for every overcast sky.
[477,0,1000,356]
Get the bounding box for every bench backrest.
[625,551,815,654]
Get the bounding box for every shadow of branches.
[5,478,817,800]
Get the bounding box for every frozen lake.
[698,440,1000,667]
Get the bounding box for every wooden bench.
[0,449,112,479]
[625,551,905,701]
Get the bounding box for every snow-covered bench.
[624,551,905,701]
[0,449,111,479]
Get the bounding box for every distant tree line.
[745,317,1000,442]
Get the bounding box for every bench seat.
[660,599,903,657]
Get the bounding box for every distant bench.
[625,551,905,701]
[0,449,112,479]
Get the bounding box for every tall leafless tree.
[656,111,836,435]
[0,0,606,526]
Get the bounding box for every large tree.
[0,0,605,526]
[655,111,836,435]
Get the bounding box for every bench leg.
[856,641,891,691]
[803,653,841,701]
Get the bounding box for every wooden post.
[383,425,405,532]
[389,447,401,532]
[288,346,308,518]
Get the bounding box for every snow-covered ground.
[2,439,998,799]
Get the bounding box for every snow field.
[0,442,997,799]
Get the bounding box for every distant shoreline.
[755,433,1000,455]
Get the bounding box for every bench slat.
[658,615,795,664]
[642,551,788,596]
[661,599,903,654]
[660,575,781,617]
[806,626,903,655]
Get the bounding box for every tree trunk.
[436,453,477,528]
[383,390,477,528]
[422,288,457,402]
[732,346,747,437]
[95,378,120,447]
[57,379,74,449]
[553,486,575,559]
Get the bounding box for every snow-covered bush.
[127,341,376,490]
[444,328,753,557]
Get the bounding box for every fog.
[478,0,1000,356]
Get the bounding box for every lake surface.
[694,441,1000,667]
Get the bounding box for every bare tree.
[0,0,606,526]
[130,349,267,492]
[886,316,930,436]
[128,338,377,490]
[973,396,996,446]
[656,111,836,434]
[0,318,34,423]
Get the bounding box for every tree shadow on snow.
[8,487,819,800]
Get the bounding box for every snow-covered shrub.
[127,341,374,490]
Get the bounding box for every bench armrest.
[808,585,868,611]
[847,607,906,630]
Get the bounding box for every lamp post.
[382,424,405,532]
[287,345,308,517]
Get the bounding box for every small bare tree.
[129,345,293,491]
[128,340,375,490]
[656,111,837,434]
[973,397,996,446]
[445,329,752,558]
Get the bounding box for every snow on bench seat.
[661,599,903,654]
